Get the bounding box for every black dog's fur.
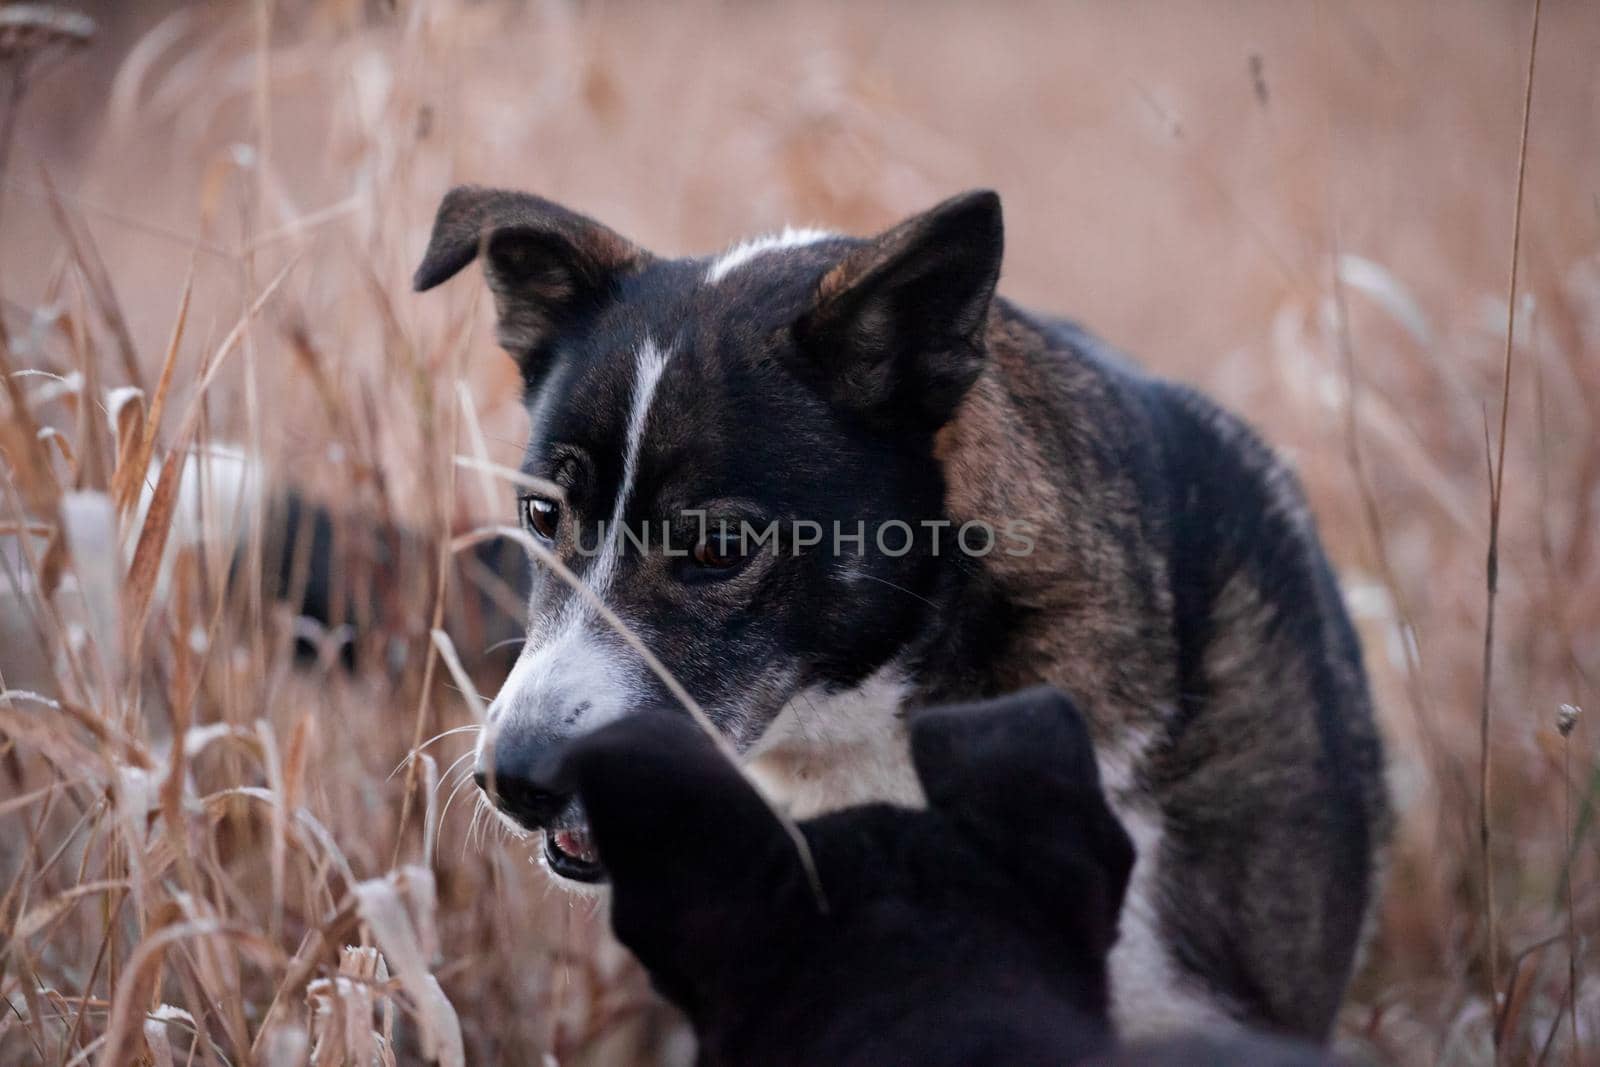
[541,689,1129,1067]
[544,692,1341,1067]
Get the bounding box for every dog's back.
[914,309,1390,1034]
[1131,373,1388,1033]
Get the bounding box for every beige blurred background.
[4,1,1598,1063]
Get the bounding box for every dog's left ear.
[792,190,1002,431]
[413,186,648,376]
[909,687,1135,957]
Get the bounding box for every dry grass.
[1,1,1597,1063]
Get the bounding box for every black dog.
[540,690,1339,1067]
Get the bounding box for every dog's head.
[416,188,1005,877]
[535,687,1134,1066]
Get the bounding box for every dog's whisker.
[387,725,482,779]
[850,572,938,609]
[439,765,484,848]
[466,799,488,858]
[438,771,480,838]
[477,796,500,852]
[434,749,478,798]
[426,723,483,747]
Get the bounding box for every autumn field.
[1,1,1597,1063]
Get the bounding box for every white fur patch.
[1081,722,1232,1036]
[704,227,834,284]
[484,623,639,731]
[584,337,672,602]
[745,664,921,816]
[481,338,673,763]
[1106,804,1236,1037]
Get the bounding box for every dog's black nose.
[476,768,568,828]
[475,729,571,829]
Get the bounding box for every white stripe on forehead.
[482,338,670,745]
[569,335,673,611]
[704,226,835,285]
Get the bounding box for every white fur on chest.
[745,665,924,816]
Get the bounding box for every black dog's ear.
[414,186,648,374]
[910,686,1103,810]
[536,714,801,1006]
[908,687,1135,957]
[791,190,1002,431]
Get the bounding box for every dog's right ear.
[413,186,648,374]
[789,190,1002,431]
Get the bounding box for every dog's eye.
[521,495,561,540]
[691,531,746,574]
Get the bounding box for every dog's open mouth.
[544,827,605,882]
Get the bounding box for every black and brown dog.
[414,188,1389,1039]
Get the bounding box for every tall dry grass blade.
[255,718,289,941]
[117,253,295,677]
[191,254,300,398]
[429,629,486,725]
[0,176,233,257]
[307,944,391,1067]
[121,448,186,672]
[113,258,193,517]
[451,454,560,496]
[0,779,61,818]
[1494,933,1562,1052]
[57,271,111,496]
[107,386,145,509]
[94,922,283,1067]
[95,921,219,1067]
[252,898,359,1061]
[391,297,477,870]
[1328,221,1446,778]
[36,165,143,390]
[0,468,94,696]
[352,871,464,1067]
[284,320,358,456]
[419,752,440,872]
[392,498,454,872]
[243,195,360,255]
[455,379,502,515]
[12,878,128,940]
[0,319,63,518]
[282,709,314,812]
[1480,0,1541,1045]
[1557,704,1582,1062]
[50,888,126,1067]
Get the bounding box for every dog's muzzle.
[474,725,605,882]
